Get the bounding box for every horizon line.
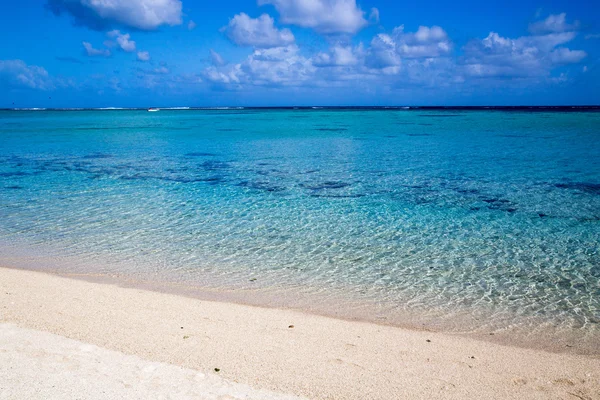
[2,105,600,111]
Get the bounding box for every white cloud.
[240,45,314,85]
[210,49,226,66]
[313,45,361,67]
[204,23,456,90]
[203,65,242,85]
[367,34,400,68]
[258,0,368,34]
[137,51,150,61]
[398,26,452,57]
[203,45,314,87]
[529,13,579,34]
[202,42,459,92]
[188,20,197,30]
[549,48,587,64]
[201,12,588,93]
[0,60,54,90]
[462,31,586,78]
[47,0,183,31]
[367,25,452,68]
[223,13,295,48]
[585,34,600,39]
[82,41,110,57]
[526,32,578,51]
[107,30,136,52]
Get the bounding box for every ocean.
[1,108,599,352]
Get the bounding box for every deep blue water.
[1,109,599,347]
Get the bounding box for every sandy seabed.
[1,266,599,400]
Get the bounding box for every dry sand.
[1,266,599,400]
[0,323,304,400]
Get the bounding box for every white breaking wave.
[199,107,245,110]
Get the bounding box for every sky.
[0,0,599,107]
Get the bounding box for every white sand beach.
[0,323,304,400]
[1,266,599,400]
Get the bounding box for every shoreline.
[1,266,599,399]
[2,261,599,357]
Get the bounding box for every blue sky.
[0,0,599,107]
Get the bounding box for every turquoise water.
[1,109,599,348]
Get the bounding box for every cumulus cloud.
[240,45,314,85]
[188,20,197,30]
[203,22,457,90]
[0,60,54,90]
[203,45,314,87]
[462,30,586,78]
[192,8,592,95]
[203,7,592,93]
[223,13,295,48]
[202,42,458,92]
[258,0,368,34]
[203,65,241,85]
[107,30,136,52]
[367,33,400,68]
[313,45,361,67]
[203,65,242,85]
[137,51,150,61]
[529,13,579,34]
[83,41,110,57]
[46,0,182,31]
[367,25,452,68]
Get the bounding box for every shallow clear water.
[1,109,599,348]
